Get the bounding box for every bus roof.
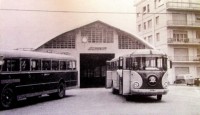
[108,49,167,62]
[0,50,76,60]
[131,49,166,56]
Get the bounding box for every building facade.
[36,21,153,88]
[135,0,200,83]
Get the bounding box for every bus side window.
[126,58,132,70]
[42,60,51,70]
[21,59,30,71]
[3,58,20,71]
[2,59,10,71]
[60,61,67,70]
[118,57,123,69]
[66,61,70,70]
[73,61,76,70]
[12,59,20,71]
[52,61,59,70]
[31,59,41,70]
[69,61,76,70]
[106,62,111,70]
[2,59,8,71]
[115,61,117,70]
[111,62,114,70]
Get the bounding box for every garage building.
[36,20,153,88]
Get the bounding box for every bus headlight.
[162,72,168,89]
[133,82,140,88]
[131,71,143,89]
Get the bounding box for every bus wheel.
[111,82,118,94]
[57,82,66,98]
[157,95,162,101]
[112,87,118,94]
[0,87,16,109]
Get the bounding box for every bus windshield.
[130,56,167,71]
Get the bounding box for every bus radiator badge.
[148,75,157,86]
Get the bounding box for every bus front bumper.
[130,89,168,95]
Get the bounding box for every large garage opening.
[80,54,114,88]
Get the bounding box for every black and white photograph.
[0,0,200,114]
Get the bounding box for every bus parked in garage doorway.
[0,50,78,109]
[106,49,172,101]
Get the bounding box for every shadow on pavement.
[0,94,76,111]
[125,95,165,103]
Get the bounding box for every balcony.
[170,56,200,63]
[166,2,200,11]
[167,20,200,28]
[168,38,200,46]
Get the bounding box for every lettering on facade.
[88,47,107,50]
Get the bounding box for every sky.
[0,0,137,49]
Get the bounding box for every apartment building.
[135,0,200,84]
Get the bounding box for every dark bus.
[0,50,78,108]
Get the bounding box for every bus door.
[118,57,123,94]
[122,57,131,95]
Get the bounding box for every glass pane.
[42,60,51,70]
[31,59,41,70]
[52,61,59,70]
[60,61,67,70]
[21,59,30,71]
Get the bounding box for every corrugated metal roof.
[35,20,155,50]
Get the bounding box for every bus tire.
[112,88,118,94]
[111,81,118,94]
[157,95,162,101]
[56,82,66,98]
[0,87,16,109]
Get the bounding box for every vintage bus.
[106,49,171,101]
[0,50,78,108]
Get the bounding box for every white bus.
[106,49,171,101]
